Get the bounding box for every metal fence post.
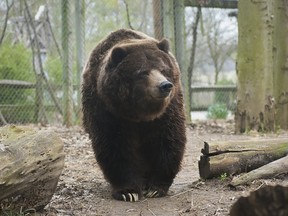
[173,0,191,122]
[75,0,85,120]
[61,0,73,127]
[153,0,163,40]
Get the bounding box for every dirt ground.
[36,120,288,216]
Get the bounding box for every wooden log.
[230,185,288,216]
[198,138,288,179]
[0,125,65,211]
[230,155,288,187]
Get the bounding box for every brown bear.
[81,29,186,202]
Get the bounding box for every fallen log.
[0,125,65,212]
[229,154,288,187]
[198,138,288,179]
[230,185,288,216]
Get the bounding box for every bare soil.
[37,120,288,216]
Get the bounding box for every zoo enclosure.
[0,0,238,126]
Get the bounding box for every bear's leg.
[144,176,173,198]
[144,139,185,198]
[109,166,144,201]
[96,144,144,202]
[90,117,145,202]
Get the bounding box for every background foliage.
[0,0,237,124]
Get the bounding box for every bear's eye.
[139,71,149,77]
[162,69,171,76]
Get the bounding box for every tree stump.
[198,138,288,179]
[0,125,65,212]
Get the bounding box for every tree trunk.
[198,138,288,179]
[235,0,288,133]
[0,125,65,211]
[236,0,274,133]
[273,1,288,130]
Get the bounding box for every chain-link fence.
[0,0,84,126]
[0,0,238,126]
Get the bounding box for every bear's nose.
[159,81,173,94]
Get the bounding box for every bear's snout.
[159,81,173,97]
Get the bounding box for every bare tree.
[124,0,149,31]
[203,9,237,84]
[185,8,237,85]
[187,6,201,102]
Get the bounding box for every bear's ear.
[157,38,169,53]
[110,47,127,67]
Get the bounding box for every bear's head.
[97,38,180,122]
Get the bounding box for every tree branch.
[45,6,62,60]
[0,0,14,46]
[123,0,134,30]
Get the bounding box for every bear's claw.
[145,190,159,198]
[120,192,139,202]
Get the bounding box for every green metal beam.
[61,0,73,127]
[184,0,238,9]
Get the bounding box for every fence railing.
[0,80,237,124]
[191,85,237,111]
[0,79,81,125]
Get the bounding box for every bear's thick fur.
[81,29,186,202]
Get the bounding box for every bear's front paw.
[144,188,167,198]
[113,190,140,202]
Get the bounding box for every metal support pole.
[61,0,73,127]
[173,0,191,122]
[75,0,85,118]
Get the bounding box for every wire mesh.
[0,0,237,126]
